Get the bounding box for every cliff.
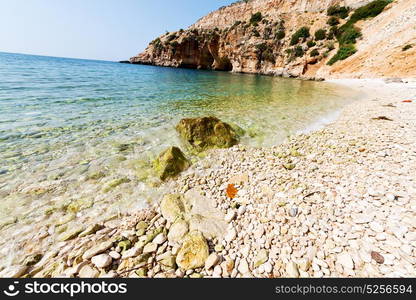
[130,0,416,79]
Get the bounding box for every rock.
[238,259,250,275]
[264,262,273,274]
[109,251,121,260]
[23,253,43,267]
[167,219,189,244]
[338,252,354,270]
[91,254,112,269]
[254,249,269,268]
[78,265,99,278]
[143,243,158,254]
[213,265,223,277]
[237,206,246,216]
[289,207,298,217]
[286,261,300,278]
[118,240,132,252]
[122,247,141,259]
[225,210,236,223]
[153,233,167,245]
[298,258,311,272]
[58,226,84,241]
[0,265,29,278]
[224,228,237,242]
[369,221,384,233]
[176,231,209,270]
[352,214,374,224]
[160,194,187,223]
[371,251,385,264]
[79,224,102,238]
[176,117,239,152]
[229,173,249,185]
[205,253,220,270]
[153,146,190,181]
[82,241,114,260]
[158,253,177,270]
[135,221,148,236]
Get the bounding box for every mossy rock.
[176,117,239,152]
[102,177,131,193]
[153,147,190,181]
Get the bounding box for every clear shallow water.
[0,52,360,266]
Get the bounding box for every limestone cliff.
[130,0,416,79]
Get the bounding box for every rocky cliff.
[130,0,416,79]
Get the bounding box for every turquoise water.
[0,52,360,266]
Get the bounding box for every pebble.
[153,233,167,245]
[225,228,237,242]
[205,253,220,270]
[91,254,112,269]
[338,252,354,270]
[225,210,237,223]
[286,261,300,278]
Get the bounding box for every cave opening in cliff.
[215,57,233,72]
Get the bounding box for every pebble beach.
[1,78,415,278]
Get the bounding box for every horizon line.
[0,50,124,63]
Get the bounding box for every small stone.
[353,214,373,224]
[254,249,269,268]
[118,240,132,252]
[225,228,237,242]
[0,265,29,278]
[289,207,298,217]
[264,262,273,274]
[143,243,158,254]
[122,247,141,259]
[254,226,265,239]
[82,241,114,260]
[91,254,112,269]
[298,258,311,272]
[371,251,385,264]
[109,251,121,260]
[238,206,246,216]
[135,221,148,236]
[78,265,99,278]
[225,210,237,223]
[167,219,189,244]
[238,259,250,275]
[205,253,220,270]
[153,233,167,245]
[213,265,223,277]
[79,224,102,238]
[369,221,384,233]
[286,262,300,278]
[338,252,354,270]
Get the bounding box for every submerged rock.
[176,117,239,152]
[176,231,209,270]
[153,146,190,181]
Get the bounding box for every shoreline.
[1,78,415,278]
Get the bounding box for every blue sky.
[0,0,235,61]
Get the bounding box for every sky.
[0,0,235,61]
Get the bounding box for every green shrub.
[326,42,335,51]
[307,40,316,48]
[327,6,350,19]
[315,29,327,41]
[349,0,391,24]
[328,26,339,39]
[252,29,260,37]
[250,12,263,25]
[327,16,340,26]
[402,44,413,51]
[310,49,320,57]
[294,46,304,57]
[256,43,275,63]
[338,26,362,45]
[328,44,357,65]
[290,27,310,45]
[275,30,286,40]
